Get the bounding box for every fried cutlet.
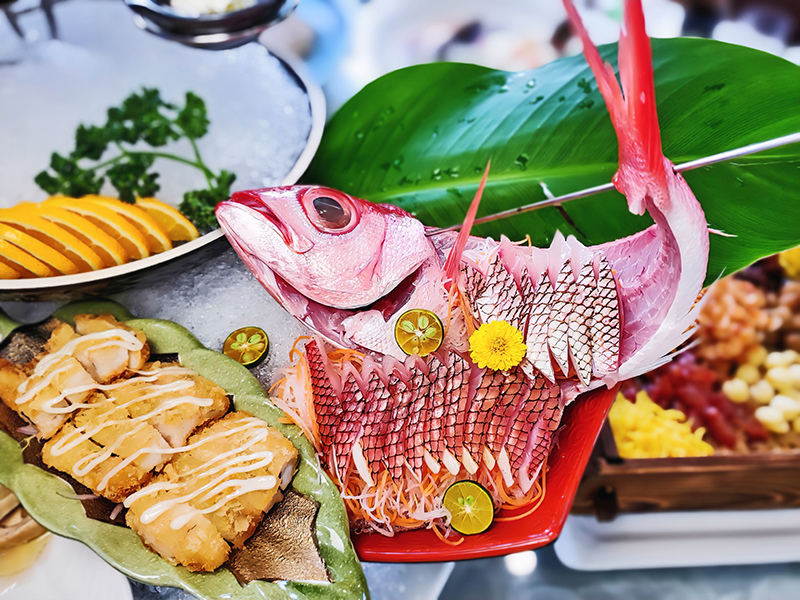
[109,365,229,447]
[42,422,150,503]
[125,412,298,570]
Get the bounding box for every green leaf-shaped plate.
[0,300,368,600]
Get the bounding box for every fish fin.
[563,0,667,212]
[443,160,491,292]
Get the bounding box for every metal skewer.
[425,131,800,235]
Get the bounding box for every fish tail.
[563,0,668,213]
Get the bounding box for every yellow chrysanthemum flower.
[468,320,526,371]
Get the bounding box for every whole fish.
[216,0,709,534]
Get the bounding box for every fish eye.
[312,196,350,229]
[302,188,358,234]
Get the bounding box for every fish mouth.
[217,191,313,254]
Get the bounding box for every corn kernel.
[755,406,790,434]
[722,378,750,403]
[750,379,776,404]
[765,351,792,370]
[766,367,794,392]
[788,364,800,388]
[746,345,768,367]
[734,364,760,385]
[769,395,800,421]
[793,416,800,434]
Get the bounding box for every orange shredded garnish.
[496,469,547,522]
[433,524,465,546]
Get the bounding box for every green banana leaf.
[304,38,800,286]
[0,300,367,600]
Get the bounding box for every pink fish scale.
[592,258,621,375]
[385,372,413,480]
[404,366,432,474]
[424,354,448,460]
[464,368,506,458]
[483,367,529,455]
[474,255,524,326]
[515,268,536,333]
[548,261,577,377]
[568,263,596,385]
[524,395,565,482]
[306,341,342,466]
[360,371,392,475]
[508,375,560,472]
[443,353,470,458]
[334,372,366,482]
[525,272,555,382]
[460,265,485,309]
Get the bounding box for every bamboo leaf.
[305,38,800,285]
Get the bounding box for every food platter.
[353,385,619,562]
[0,300,367,599]
[0,0,324,301]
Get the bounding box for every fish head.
[215,186,436,312]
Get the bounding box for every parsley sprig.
[34,88,234,231]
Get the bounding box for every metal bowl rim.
[0,43,325,294]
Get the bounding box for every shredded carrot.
[268,377,286,395]
[289,336,313,362]
[276,417,294,424]
[433,524,465,546]
[496,469,547,522]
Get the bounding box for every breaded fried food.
[71,315,150,382]
[125,491,231,572]
[125,412,298,570]
[110,364,229,447]
[42,422,150,502]
[0,356,95,439]
[73,393,171,472]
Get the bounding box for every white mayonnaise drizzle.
[19,329,143,394]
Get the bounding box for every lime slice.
[223,326,269,368]
[394,308,444,357]
[443,480,494,535]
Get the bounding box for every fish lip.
[217,191,314,254]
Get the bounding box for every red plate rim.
[352,383,620,562]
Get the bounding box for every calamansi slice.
[0,239,56,278]
[0,206,103,272]
[135,197,199,242]
[45,196,151,261]
[37,205,129,267]
[0,224,78,275]
[223,326,269,368]
[83,196,172,253]
[394,309,444,357]
[443,480,494,536]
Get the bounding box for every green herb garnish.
[34,88,234,231]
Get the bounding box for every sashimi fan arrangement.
[217,0,799,546]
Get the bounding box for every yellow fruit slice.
[0,224,78,275]
[83,196,172,254]
[38,205,129,267]
[394,309,444,357]
[443,480,494,536]
[135,197,199,242]
[45,197,150,261]
[0,261,21,279]
[0,206,103,272]
[0,239,57,278]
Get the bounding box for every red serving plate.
[353,383,620,561]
